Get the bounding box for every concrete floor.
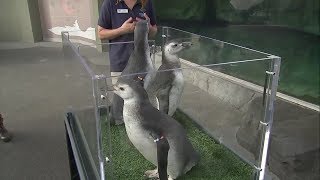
[0,42,95,180]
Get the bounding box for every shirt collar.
[119,0,145,12]
[119,0,142,5]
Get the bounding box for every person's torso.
[108,0,150,72]
[110,0,146,42]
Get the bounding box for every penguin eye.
[173,44,178,47]
[120,87,124,91]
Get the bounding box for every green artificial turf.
[102,110,252,180]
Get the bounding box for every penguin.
[120,20,154,85]
[113,78,200,180]
[111,19,155,125]
[146,41,192,116]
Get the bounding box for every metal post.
[258,57,281,180]
[151,40,156,67]
[161,26,169,58]
[92,75,107,180]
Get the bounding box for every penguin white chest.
[173,70,184,88]
[122,105,157,164]
[167,70,184,116]
[171,70,184,97]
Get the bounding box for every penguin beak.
[106,85,116,92]
[113,85,119,92]
[181,42,192,48]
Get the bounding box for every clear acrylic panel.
[161,26,273,65]
[61,25,280,180]
[77,41,157,79]
[62,32,158,180]
[62,31,103,179]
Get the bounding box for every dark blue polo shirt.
[98,0,157,72]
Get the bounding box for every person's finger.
[131,22,136,30]
[143,13,150,20]
[136,17,144,21]
[125,17,133,23]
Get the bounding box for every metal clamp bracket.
[259,121,269,126]
[105,157,110,163]
[265,71,275,75]
[253,165,262,171]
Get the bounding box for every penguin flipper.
[110,94,124,124]
[148,94,160,110]
[158,91,170,115]
[150,133,170,180]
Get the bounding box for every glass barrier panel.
[77,41,156,79]
[71,39,156,180]
[62,32,102,179]
[162,27,272,65]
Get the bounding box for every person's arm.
[145,13,157,38]
[98,17,136,40]
[145,0,158,38]
[138,13,157,38]
[149,25,157,38]
[97,0,135,40]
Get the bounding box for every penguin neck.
[123,98,141,109]
[123,94,149,108]
[134,32,148,51]
[162,51,181,67]
[123,97,151,123]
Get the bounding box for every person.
[97,0,157,77]
[0,113,12,142]
[97,0,157,124]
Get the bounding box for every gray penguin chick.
[113,78,200,179]
[121,20,154,82]
[111,20,155,124]
[146,41,192,116]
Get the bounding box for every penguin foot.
[144,168,158,179]
[109,114,124,126]
[0,126,12,142]
[114,119,124,125]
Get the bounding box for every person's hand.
[143,13,151,23]
[120,17,136,34]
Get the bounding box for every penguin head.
[113,83,134,100]
[113,78,148,101]
[164,41,193,55]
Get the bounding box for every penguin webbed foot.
[144,168,158,179]
[144,169,173,180]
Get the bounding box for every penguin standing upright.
[113,78,200,179]
[111,20,155,124]
[146,41,192,116]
